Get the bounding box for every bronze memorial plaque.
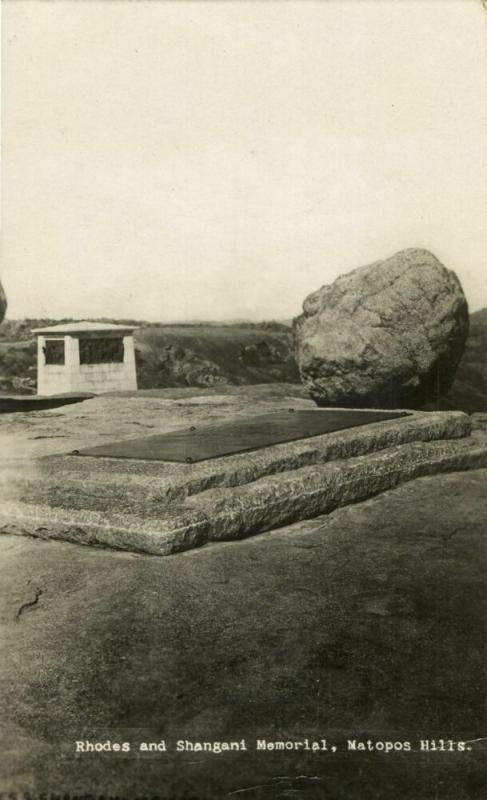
[74,408,408,463]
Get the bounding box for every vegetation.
[0,340,37,393]
[431,308,487,413]
[0,312,485,413]
[135,325,298,388]
[0,319,297,394]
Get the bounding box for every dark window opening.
[43,339,65,365]
[79,337,124,364]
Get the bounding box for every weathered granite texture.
[0,280,6,322]
[294,249,469,408]
[16,409,472,511]
[0,384,311,459]
[2,469,486,796]
[1,401,486,555]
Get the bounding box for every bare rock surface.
[0,468,486,797]
[294,249,469,409]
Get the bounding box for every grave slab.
[74,408,408,462]
[1,403,486,556]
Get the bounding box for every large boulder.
[0,280,6,322]
[294,249,469,409]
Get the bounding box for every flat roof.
[31,321,138,335]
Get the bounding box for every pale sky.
[2,0,487,322]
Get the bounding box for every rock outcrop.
[294,249,469,408]
[0,281,6,323]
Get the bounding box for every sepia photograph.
[1,1,486,798]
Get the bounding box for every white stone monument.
[32,321,138,396]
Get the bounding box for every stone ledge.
[21,410,471,513]
[2,432,486,556]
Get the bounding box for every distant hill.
[0,319,298,393]
[429,307,487,413]
[0,311,485,413]
[134,324,298,388]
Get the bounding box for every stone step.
[13,410,472,513]
[2,431,486,556]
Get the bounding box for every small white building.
[32,321,138,396]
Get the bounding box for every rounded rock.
[293,249,469,409]
[0,280,6,323]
